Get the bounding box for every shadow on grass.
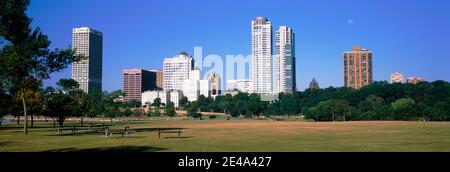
[43,145,167,152]
[132,127,187,133]
[162,136,193,139]
[0,141,13,146]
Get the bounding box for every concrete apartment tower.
[390,72,405,84]
[343,46,373,89]
[72,27,103,94]
[163,52,194,91]
[407,77,425,84]
[251,17,273,94]
[276,26,296,93]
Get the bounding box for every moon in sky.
[348,19,355,24]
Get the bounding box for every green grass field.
[1,118,450,152]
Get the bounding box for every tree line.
[168,80,450,121]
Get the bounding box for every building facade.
[149,69,164,90]
[343,46,373,89]
[226,79,252,93]
[182,79,199,102]
[407,77,425,84]
[182,67,210,102]
[122,69,157,102]
[163,52,194,91]
[72,27,103,94]
[142,90,161,106]
[276,26,296,93]
[199,80,210,98]
[309,78,320,89]
[251,17,273,94]
[207,72,221,98]
[169,90,182,108]
[142,90,168,106]
[390,72,405,84]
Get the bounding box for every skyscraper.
[163,52,194,91]
[390,72,405,84]
[72,27,103,94]
[122,69,157,102]
[343,46,373,89]
[251,16,273,94]
[276,26,296,93]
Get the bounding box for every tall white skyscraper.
[251,17,273,94]
[276,26,296,93]
[163,52,194,91]
[72,27,103,94]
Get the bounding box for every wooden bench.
[158,129,182,138]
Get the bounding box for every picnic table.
[56,126,80,135]
[89,123,112,129]
[102,126,133,138]
[158,128,182,138]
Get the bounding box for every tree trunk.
[21,89,28,135]
[58,117,65,127]
[17,116,20,124]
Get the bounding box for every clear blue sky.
[28,0,450,92]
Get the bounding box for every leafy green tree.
[152,108,162,117]
[133,108,144,118]
[219,100,230,114]
[179,96,189,110]
[247,94,262,116]
[56,79,79,93]
[122,107,133,117]
[43,79,89,127]
[0,0,81,134]
[125,100,141,108]
[228,102,240,117]
[186,101,202,119]
[152,98,162,109]
[45,92,72,127]
[15,89,43,127]
[391,98,417,120]
[165,102,176,117]
[197,95,209,112]
[0,90,12,127]
[103,106,118,122]
[305,99,356,121]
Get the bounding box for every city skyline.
[29,0,450,92]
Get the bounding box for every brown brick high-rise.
[123,69,158,102]
[343,46,373,89]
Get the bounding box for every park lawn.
[1,119,450,152]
